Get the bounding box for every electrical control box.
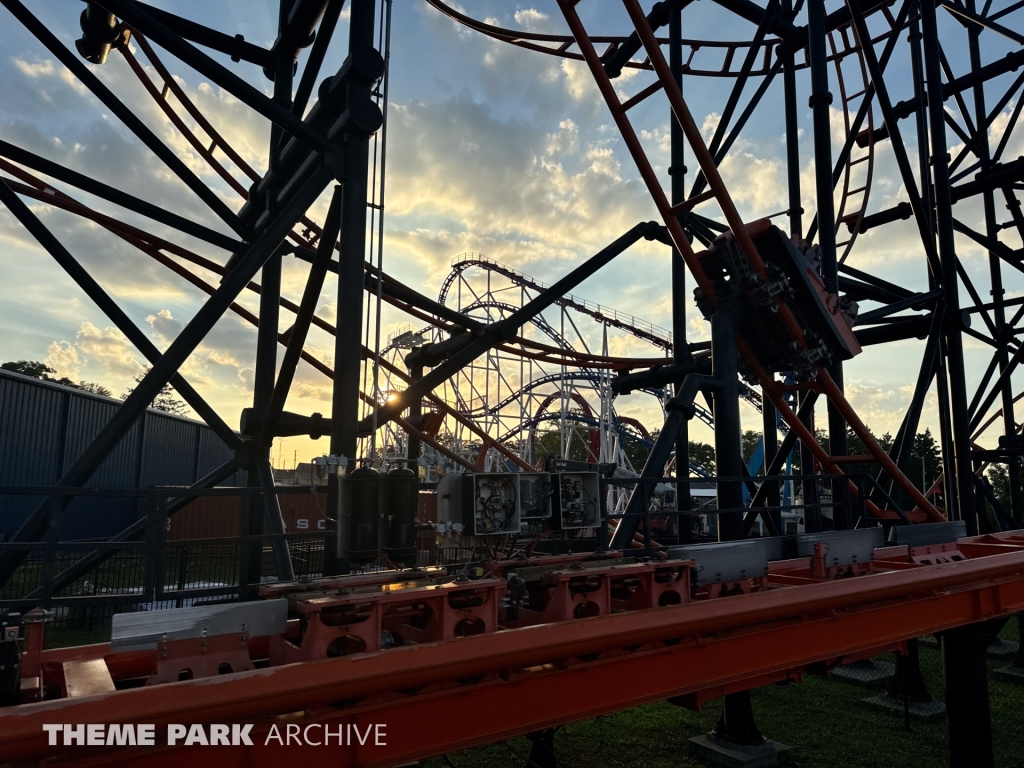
[555,472,600,530]
[462,473,521,535]
[436,473,463,527]
[519,473,553,519]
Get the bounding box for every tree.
[2,360,111,397]
[742,430,762,464]
[535,426,593,463]
[2,360,57,379]
[121,367,188,416]
[687,441,716,474]
[987,460,1021,511]
[76,381,113,397]
[623,428,652,470]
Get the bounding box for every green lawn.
[423,625,1024,768]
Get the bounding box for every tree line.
[2,360,187,416]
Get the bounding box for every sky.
[0,0,1022,469]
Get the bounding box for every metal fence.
[825,620,1024,768]
[0,485,328,633]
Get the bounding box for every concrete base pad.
[993,665,1024,685]
[986,639,1019,660]
[832,659,895,687]
[688,734,790,768]
[862,694,947,721]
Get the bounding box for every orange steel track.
[2,532,1024,766]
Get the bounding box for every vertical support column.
[669,5,692,544]
[407,366,423,470]
[773,0,800,538]
[966,0,1021,522]
[921,0,978,533]
[709,300,766,750]
[246,1,299,585]
[713,301,744,542]
[782,0,801,239]
[328,0,377,575]
[807,0,846,523]
[908,11,957,517]
[942,624,995,768]
[908,7,958,518]
[762,396,782,534]
[525,728,557,768]
[247,249,280,587]
[800,392,821,533]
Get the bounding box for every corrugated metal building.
[0,368,242,540]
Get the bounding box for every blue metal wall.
[0,369,242,540]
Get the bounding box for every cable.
[369,0,394,460]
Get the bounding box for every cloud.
[43,339,80,380]
[146,309,184,344]
[513,9,549,26]
[12,56,57,79]
[74,322,145,378]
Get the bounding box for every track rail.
[3,534,1024,765]
[440,253,675,350]
[555,0,943,524]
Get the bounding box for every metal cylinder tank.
[382,463,418,567]
[344,464,380,566]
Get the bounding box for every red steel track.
[2,532,1023,766]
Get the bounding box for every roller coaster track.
[459,371,662,417]
[425,0,893,79]
[506,409,715,479]
[439,253,675,350]
[546,0,943,524]
[457,299,578,353]
[428,4,880,279]
[0,15,880,482]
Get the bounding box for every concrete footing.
[688,734,790,768]
[992,665,1024,685]
[862,693,947,720]
[832,659,895,687]
[985,639,1019,660]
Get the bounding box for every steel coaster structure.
[371,253,681,475]
[0,0,1022,766]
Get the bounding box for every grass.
[44,625,111,650]
[422,624,1024,768]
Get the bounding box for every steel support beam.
[808,0,848,519]
[942,622,999,768]
[965,0,1022,522]
[357,222,659,435]
[328,0,377,576]
[0,162,335,587]
[921,0,979,533]
[0,140,241,251]
[0,179,239,451]
[0,0,246,237]
[19,460,240,602]
[669,4,692,544]
[98,0,333,155]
